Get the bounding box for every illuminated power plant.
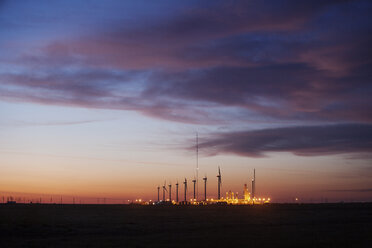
[147,136,270,205]
[154,168,271,205]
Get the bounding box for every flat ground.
[0,203,371,247]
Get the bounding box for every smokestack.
[168,183,172,202]
[217,166,222,200]
[252,168,256,198]
[162,182,167,202]
[192,178,196,200]
[163,186,165,201]
[176,181,179,202]
[244,184,248,200]
[254,168,256,198]
[183,178,187,202]
[203,176,207,201]
[157,186,160,202]
[251,179,254,198]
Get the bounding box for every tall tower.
[176,181,179,202]
[196,132,199,201]
[251,179,254,199]
[168,183,172,202]
[192,178,196,200]
[183,178,187,202]
[203,175,207,201]
[244,183,249,201]
[217,166,222,200]
[252,169,256,198]
[157,186,160,202]
[162,182,167,201]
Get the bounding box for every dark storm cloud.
[196,124,372,157]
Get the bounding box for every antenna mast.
[196,132,199,201]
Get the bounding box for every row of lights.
[253,198,271,201]
[133,197,271,203]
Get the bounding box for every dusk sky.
[1,0,371,203]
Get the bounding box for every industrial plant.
[149,134,271,206]
[153,167,271,205]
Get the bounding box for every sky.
[0,0,371,203]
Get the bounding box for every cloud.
[0,119,108,127]
[195,124,372,157]
[38,0,354,70]
[0,69,220,124]
[325,188,372,193]
[144,62,372,123]
[0,0,371,125]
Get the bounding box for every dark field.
[0,203,371,247]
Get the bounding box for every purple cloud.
[196,124,372,157]
[0,0,370,125]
